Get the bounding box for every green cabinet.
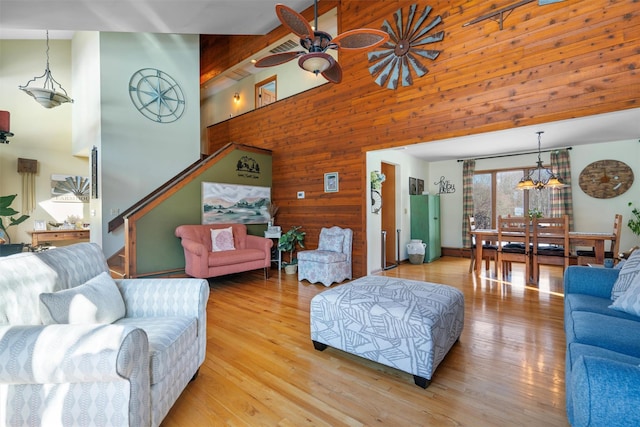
[409,195,441,263]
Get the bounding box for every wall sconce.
[233,92,240,103]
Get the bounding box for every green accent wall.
[133,148,272,276]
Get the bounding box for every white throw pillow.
[211,227,235,252]
[39,271,126,324]
[610,272,640,317]
[611,249,640,301]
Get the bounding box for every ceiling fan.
[254,1,389,83]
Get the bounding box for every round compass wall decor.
[578,159,634,199]
[129,68,185,123]
[368,4,444,89]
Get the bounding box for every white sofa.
[0,243,209,426]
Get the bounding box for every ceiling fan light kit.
[255,1,389,83]
[299,52,333,74]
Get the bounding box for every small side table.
[264,230,282,270]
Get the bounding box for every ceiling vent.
[226,68,252,81]
[269,39,298,54]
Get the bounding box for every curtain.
[550,149,574,230]
[462,160,476,248]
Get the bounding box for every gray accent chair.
[297,226,352,287]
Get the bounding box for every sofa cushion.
[297,250,347,263]
[116,316,197,385]
[611,249,640,301]
[566,311,640,358]
[565,294,640,321]
[567,342,640,368]
[610,273,640,317]
[39,272,126,324]
[211,227,235,252]
[208,248,265,267]
[318,234,344,253]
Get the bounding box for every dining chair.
[468,216,498,273]
[532,215,570,284]
[497,215,531,282]
[576,213,622,265]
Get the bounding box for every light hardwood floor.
[161,257,569,426]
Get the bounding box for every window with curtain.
[473,167,554,228]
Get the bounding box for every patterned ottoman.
[310,275,464,388]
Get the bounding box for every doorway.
[381,162,398,269]
[255,76,277,108]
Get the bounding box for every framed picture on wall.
[417,179,424,195]
[409,177,417,195]
[202,182,271,224]
[324,172,339,192]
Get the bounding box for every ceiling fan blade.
[254,51,303,68]
[321,61,342,84]
[275,4,314,40]
[331,29,390,51]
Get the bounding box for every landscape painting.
[202,182,271,224]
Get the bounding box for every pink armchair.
[175,224,273,279]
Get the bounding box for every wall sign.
[236,155,261,179]
[435,176,455,194]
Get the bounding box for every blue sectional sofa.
[564,256,640,426]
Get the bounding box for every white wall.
[95,32,201,257]
[0,39,89,245]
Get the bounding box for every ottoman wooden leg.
[312,340,328,351]
[414,375,431,389]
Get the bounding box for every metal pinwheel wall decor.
[368,4,444,89]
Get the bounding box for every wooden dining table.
[470,229,616,276]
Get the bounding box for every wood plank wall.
[202,0,639,278]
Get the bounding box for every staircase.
[108,248,126,279]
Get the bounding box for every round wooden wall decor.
[578,159,634,199]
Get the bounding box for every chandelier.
[516,131,567,191]
[19,31,73,109]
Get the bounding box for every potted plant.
[528,208,543,219]
[628,202,640,238]
[278,226,305,274]
[0,194,30,256]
